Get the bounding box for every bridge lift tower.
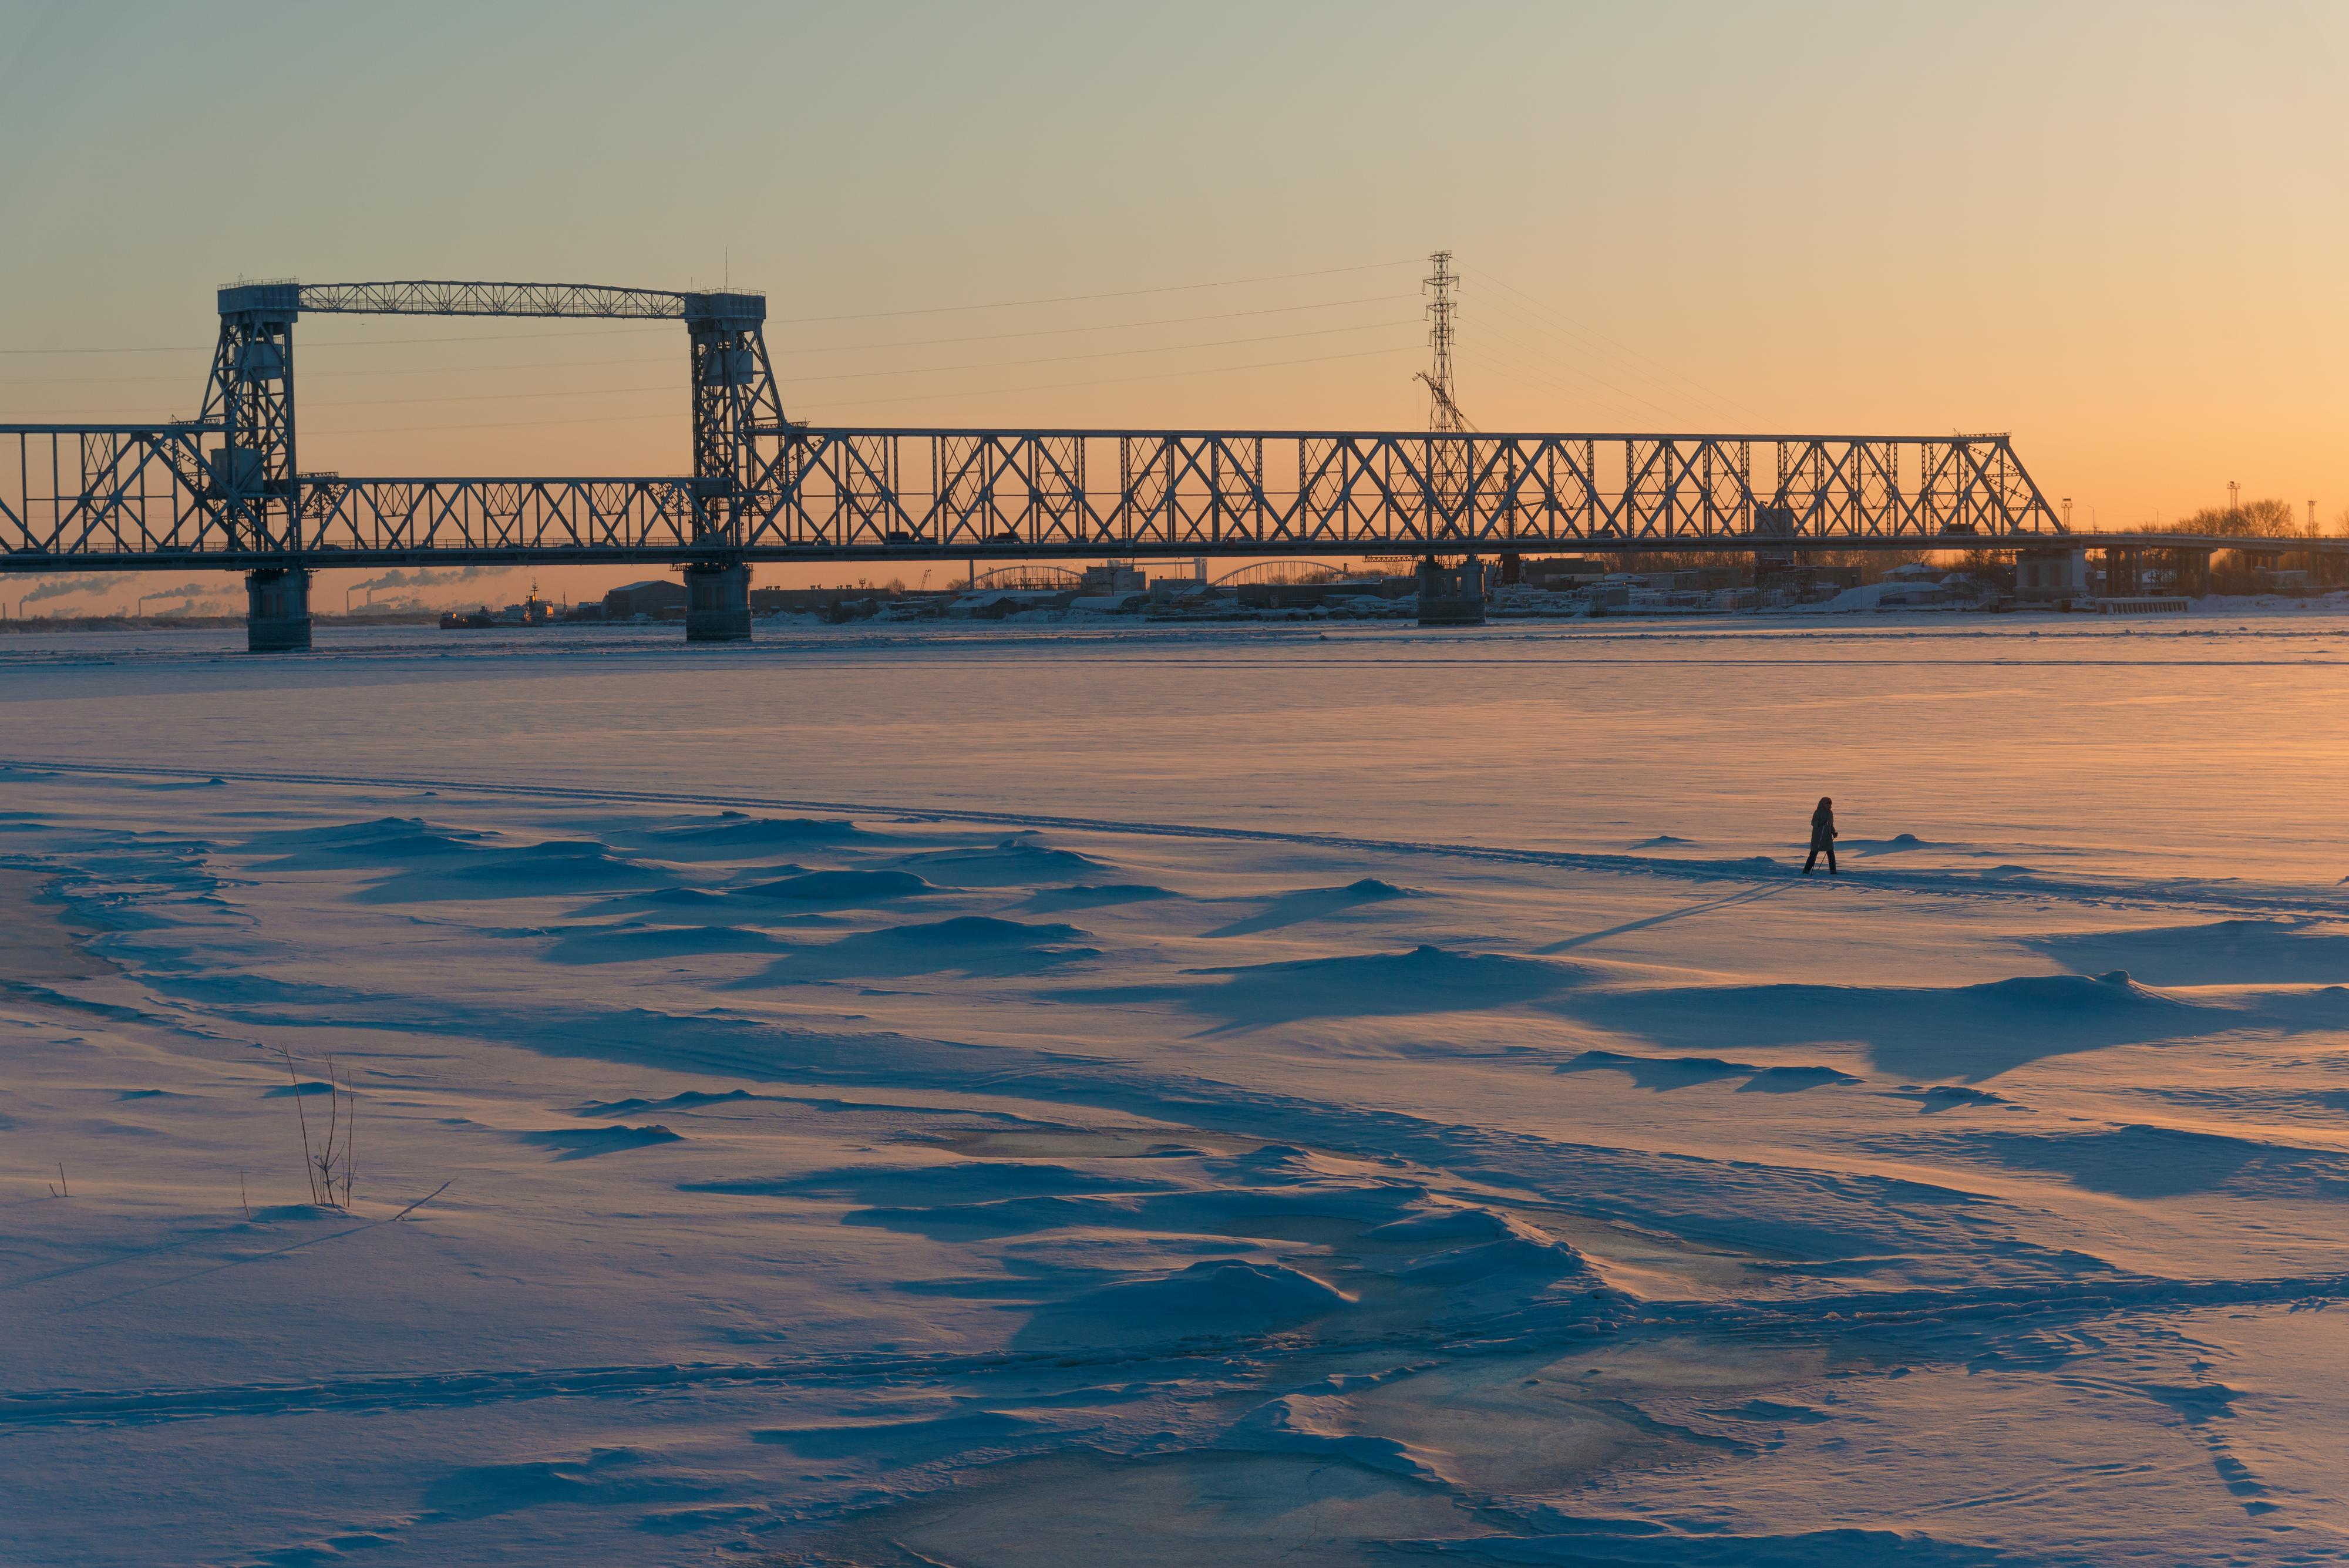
[205,280,782,649]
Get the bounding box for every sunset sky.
[3,1,2345,609]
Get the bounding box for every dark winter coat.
[1810,806,1837,849]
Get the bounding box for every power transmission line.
[1468,267,1755,424]
[768,259,1421,323]
[771,319,1413,388]
[295,342,1420,436]
[146,320,1421,416]
[798,343,1421,413]
[1462,324,1697,425]
[0,260,1422,355]
[1,293,1419,387]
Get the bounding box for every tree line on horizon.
[2155,497,2343,539]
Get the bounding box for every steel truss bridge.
[2,274,2088,573]
[2,275,2329,644]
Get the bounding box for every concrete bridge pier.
[2104,546,2141,597]
[2172,549,2212,597]
[2014,547,2086,605]
[1417,553,1487,626]
[685,561,753,642]
[245,567,312,652]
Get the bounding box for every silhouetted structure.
[4,270,2274,651]
[603,580,689,621]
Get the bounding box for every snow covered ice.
[6,613,2349,1566]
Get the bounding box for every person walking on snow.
[1803,796,1839,876]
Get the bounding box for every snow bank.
[9,620,2349,1566]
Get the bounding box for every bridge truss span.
[3,428,2065,567]
[751,429,2064,558]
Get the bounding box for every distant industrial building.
[1236,577,1412,609]
[749,586,906,615]
[603,579,689,620]
[1079,563,1147,595]
[1518,557,1608,591]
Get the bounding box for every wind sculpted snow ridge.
[11,631,2349,1567]
[9,756,2347,920]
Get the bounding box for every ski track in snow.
[7,618,2349,1567]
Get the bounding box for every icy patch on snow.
[1357,1201,1597,1296]
[1560,1047,1851,1098]
[882,835,1113,887]
[2138,1084,2349,1122]
[1410,1525,2018,1564]
[733,867,934,903]
[1564,970,2213,1080]
[418,1446,722,1522]
[1111,945,1581,1027]
[731,914,1099,982]
[574,1088,813,1118]
[568,884,762,918]
[1202,877,1415,938]
[1884,1084,2020,1115]
[540,921,792,965]
[1020,1259,1354,1346]
[1887,1123,2349,1200]
[1846,831,1940,855]
[1741,1065,1865,1093]
[240,815,494,869]
[1222,1393,1453,1482]
[1018,881,1180,912]
[2020,917,2349,987]
[688,1159,1176,1207]
[752,1406,1060,1462]
[515,1124,682,1160]
[353,839,671,903]
[1561,1049,1773,1091]
[628,811,874,859]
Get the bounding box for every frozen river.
[5,613,2349,1564]
[14,612,2349,881]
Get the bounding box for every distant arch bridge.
[1209,560,1363,587]
[967,565,1085,591]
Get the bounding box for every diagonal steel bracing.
[1,277,2090,573]
[2,423,2085,570]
